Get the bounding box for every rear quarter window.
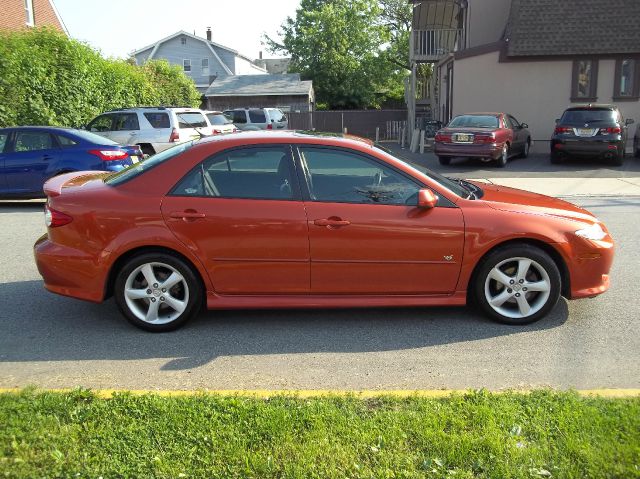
[144,112,170,129]
[0,132,8,152]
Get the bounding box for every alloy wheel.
[123,262,190,325]
[484,257,551,319]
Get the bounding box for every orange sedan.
[34,132,613,331]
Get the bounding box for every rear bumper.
[434,142,503,159]
[551,138,624,157]
[34,234,107,303]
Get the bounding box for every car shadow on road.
[0,280,569,371]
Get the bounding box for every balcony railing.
[412,28,463,60]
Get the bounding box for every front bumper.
[434,142,503,159]
[563,235,615,299]
[34,234,107,303]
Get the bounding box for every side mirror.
[555,118,560,124]
[625,118,635,125]
[521,123,529,129]
[418,188,438,209]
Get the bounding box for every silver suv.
[86,107,213,156]
[223,108,288,131]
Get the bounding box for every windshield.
[373,144,470,199]
[105,141,194,186]
[560,109,617,124]
[448,115,499,129]
[207,113,232,125]
[176,112,207,129]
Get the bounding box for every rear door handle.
[314,217,351,227]
[169,210,206,221]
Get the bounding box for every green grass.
[1,389,638,478]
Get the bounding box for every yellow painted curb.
[0,388,639,398]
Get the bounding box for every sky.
[53,0,301,60]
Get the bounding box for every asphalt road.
[0,196,639,391]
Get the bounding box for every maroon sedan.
[434,113,531,168]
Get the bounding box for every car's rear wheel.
[140,144,155,158]
[550,151,563,164]
[611,147,624,166]
[473,245,561,325]
[496,144,509,168]
[520,139,531,158]
[114,253,202,332]
[438,156,451,166]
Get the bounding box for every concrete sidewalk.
[468,177,640,197]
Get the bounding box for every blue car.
[0,126,141,199]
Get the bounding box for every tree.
[266,0,395,109]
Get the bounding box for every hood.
[471,181,597,223]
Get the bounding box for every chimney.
[259,51,263,60]
[206,27,212,41]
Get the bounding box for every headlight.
[575,223,607,241]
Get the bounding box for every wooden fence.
[287,110,408,141]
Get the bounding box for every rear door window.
[249,109,267,123]
[144,112,170,129]
[177,112,207,128]
[14,131,55,152]
[171,146,296,200]
[113,113,140,131]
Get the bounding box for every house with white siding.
[131,29,268,93]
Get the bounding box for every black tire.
[472,244,561,325]
[611,148,624,166]
[114,252,202,332]
[438,156,451,166]
[520,139,531,158]
[635,148,640,158]
[550,152,563,164]
[496,144,509,168]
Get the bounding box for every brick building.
[0,0,67,33]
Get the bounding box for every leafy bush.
[0,28,202,128]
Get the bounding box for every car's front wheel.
[114,252,202,332]
[473,245,561,325]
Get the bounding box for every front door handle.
[314,217,351,227]
[169,210,206,221]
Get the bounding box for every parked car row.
[434,104,635,167]
[0,106,290,199]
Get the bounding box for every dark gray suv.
[550,104,634,166]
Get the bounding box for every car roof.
[565,104,617,110]
[454,112,502,116]
[0,126,77,132]
[193,130,374,148]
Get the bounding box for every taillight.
[434,132,451,143]
[474,133,496,144]
[599,127,621,135]
[554,126,573,135]
[267,124,273,130]
[169,128,180,142]
[44,204,72,228]
[88,149,129,161]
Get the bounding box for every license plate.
[130,155,139,164]
[576,128,596,137]
[454,133,472,143]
